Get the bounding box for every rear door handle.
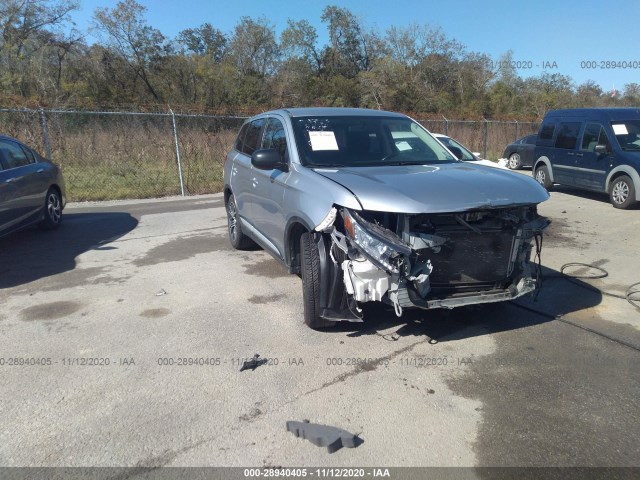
[36,168,44,173]
[575,153,583,157]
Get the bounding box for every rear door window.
[554,122,582,150]
[0,140,33,169]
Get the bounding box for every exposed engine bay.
[312,205,550,322]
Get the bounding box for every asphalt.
[0,180,638,471]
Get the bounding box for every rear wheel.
[507,153,522,170]
[534,165,553,191]
[39,188,62,230]
[300,232,335,329]
[226,194,255,249]
[609,175,636,209]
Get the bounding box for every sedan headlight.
[342,209,410,274]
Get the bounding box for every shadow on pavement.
[0,212,138,289]
[552,185,640,209]
[330,265,603,343]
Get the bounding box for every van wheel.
[300,232,335,330]
[534,165,553,191]
[508,153,522,170]
[609,175,636,209]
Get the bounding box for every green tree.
[93,0,168,102]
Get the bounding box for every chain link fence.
[0,108,538,202]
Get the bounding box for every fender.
[533,156,554,182]
[605,166,640,201]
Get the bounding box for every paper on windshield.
[613,124,629,135]
[395,141,412,151]
[309,131,339,151]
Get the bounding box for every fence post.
[515,120,519,141]
[482,117,489,159]
[442,115,449,135]
[40,108,52,162]
[169,108,186,196]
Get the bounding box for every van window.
[581,123,609,151]
[539,123,555,141]
[554,122,581,150]
[611,120,640,151]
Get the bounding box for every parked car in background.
[0,135,66,238]
[433,133,507,169]
[224,108,549,330]
[533,108,640,209]
[502,134,537,170]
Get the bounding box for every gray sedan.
[0,135,66,238]
[224,108,549,329]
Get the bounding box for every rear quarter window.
[538,123,555,141]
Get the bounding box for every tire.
[534,165,553,191]
[507,153,522,170]
[39,187,62,230]
[226,194,254,249]
[609,175,636,209]
[300,232,335,329]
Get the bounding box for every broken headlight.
[342,209,410,274]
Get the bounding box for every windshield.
[611,120,640,151]
[292,116,457,167]
[437,136,476,161]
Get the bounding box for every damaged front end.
[313,205,549,322]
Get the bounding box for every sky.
[69,0,640,93]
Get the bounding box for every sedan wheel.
[508,153,522,170]
[40,188,62,230]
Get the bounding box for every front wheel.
[534,165,553,191]
[300,232,335,329]
[226,194,255,249]
[507,153,522,170]
[609,175,636,209]
[39,188,62,230]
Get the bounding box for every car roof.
[258,107,408,119]
[543,108,640,121]
[0,134,19,142]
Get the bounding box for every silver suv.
[224,108,550,329]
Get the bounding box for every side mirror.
[594,144,608,156]
[251,149,288,171]
[472,152,482,159]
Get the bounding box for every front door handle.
[575,153,583,157]
[36,168,44,173]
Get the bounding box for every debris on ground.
[155,288,167,296]
[239,354,268,372]
[286,420,361,453]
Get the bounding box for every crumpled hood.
[313,162,549,213]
